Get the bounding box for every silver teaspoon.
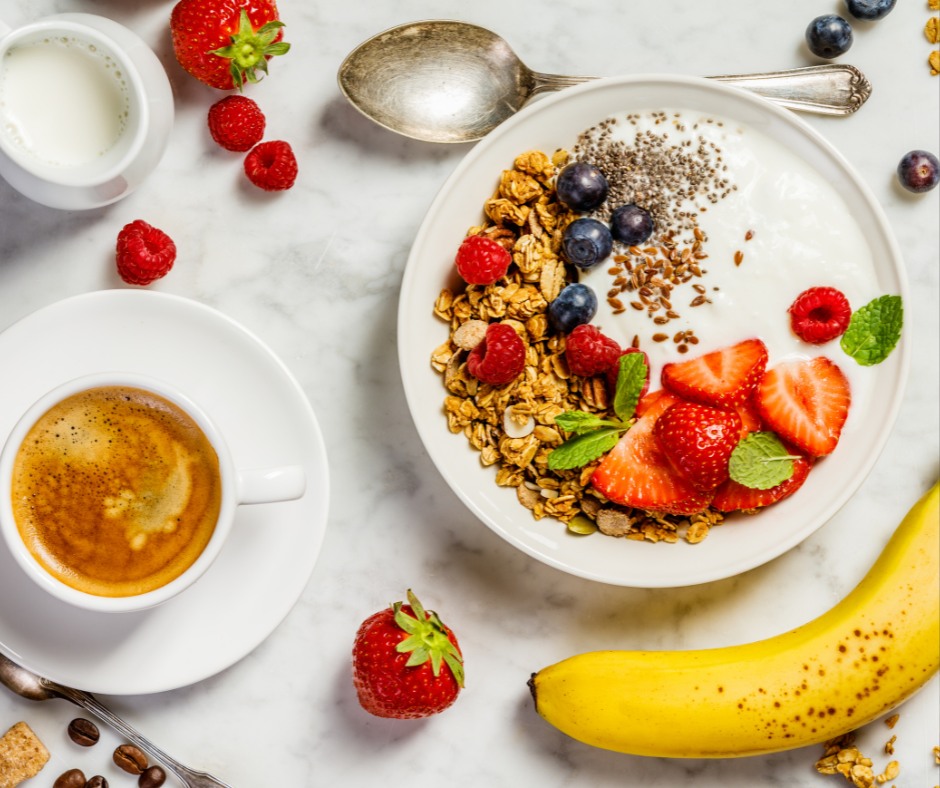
[0,651,232,788]
[337,20,873,143]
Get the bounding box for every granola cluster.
[431,149,725,543]
[815,729,901,788]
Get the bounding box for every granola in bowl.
[431,147,727,545]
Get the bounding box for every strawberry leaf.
[728,431,799,489]
[840,294,903,366]
[392,590,464,687]
[547,427,623,470]
[613,351,648,421]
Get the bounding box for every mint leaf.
[728,432,799,490]
[547,427,622,470]
[613,352,648,422]
[554,411,617,435]
[840,294,903,366]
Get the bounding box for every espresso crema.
[10,386,222,597]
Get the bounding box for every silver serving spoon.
[0,651,232,788]
[337,20,873,143]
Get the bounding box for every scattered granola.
[431,147,727,543]
[815,732,900,788]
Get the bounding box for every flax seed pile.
[430,111,755,544]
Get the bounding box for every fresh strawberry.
[454,235,512,285]
[352,590,464,719]
[208,95,265,151]
[712,454,813,512]
[788,286,852,345]
[661,338,768,407]
[170,0,289,90]
[635,388,667,417]
[604,348,650,400]
[756,356,850,457]
[592,392,712,515]
[243,140,297,191]
[115,220,176,285]
[653,401,742,491]
[566,325,621,377]
[731,399,763,442]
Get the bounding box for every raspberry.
[115,220,176,285]
[207,95,266,152]
[788,286,852,344]
[454,235,511,285]
[466,323,525,385]
[244,140,298,191]
[565,325,621,377]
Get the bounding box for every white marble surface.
[1,1,938,786]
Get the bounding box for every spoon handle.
[46,681,234,788]
[529,64,871,116]
[708,64,871,116]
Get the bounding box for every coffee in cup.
[0,372,306,612]
[10,385,222,598]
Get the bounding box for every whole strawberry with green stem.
[352,590,465,719]
[170,0,290,90]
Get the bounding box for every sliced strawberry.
[756,356,850,457]
[734,398,763,439]
[635,388,667,417]
[712,455,813,512]
[592,392,711,515]
[653,401,742,491]
[661,338,768,407]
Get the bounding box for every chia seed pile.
[572,111,742,350]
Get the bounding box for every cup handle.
[236,465,306,505]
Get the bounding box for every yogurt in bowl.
[575,108,882,411]
[398,74,908,587]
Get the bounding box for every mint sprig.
[728,432,799,490]
[547,352,648,471]
[840,294,903,366]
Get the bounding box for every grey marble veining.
[0,1,938,786]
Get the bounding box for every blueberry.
[845,0,895,21]
[897,150,939,193]
[548,283,597,334]
[806,15,853,59]
[562,218,613,269]
[610,204,655,246]
[556,162,609,212]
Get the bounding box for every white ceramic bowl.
[397,74,909,588]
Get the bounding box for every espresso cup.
[0,373,306,613]
[0,13,173,209]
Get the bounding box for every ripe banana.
[529,482,939,758]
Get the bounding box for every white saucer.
[0,290,329,694]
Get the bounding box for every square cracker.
[0,721,50,788]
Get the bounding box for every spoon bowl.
[338,20,872,143]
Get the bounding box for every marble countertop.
[1,1,938,786]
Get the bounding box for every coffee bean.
[113,743,149,774]
[53,769,86,788]
[138,765,167,788]
[67,717,100,746]
[85,777,109,788]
